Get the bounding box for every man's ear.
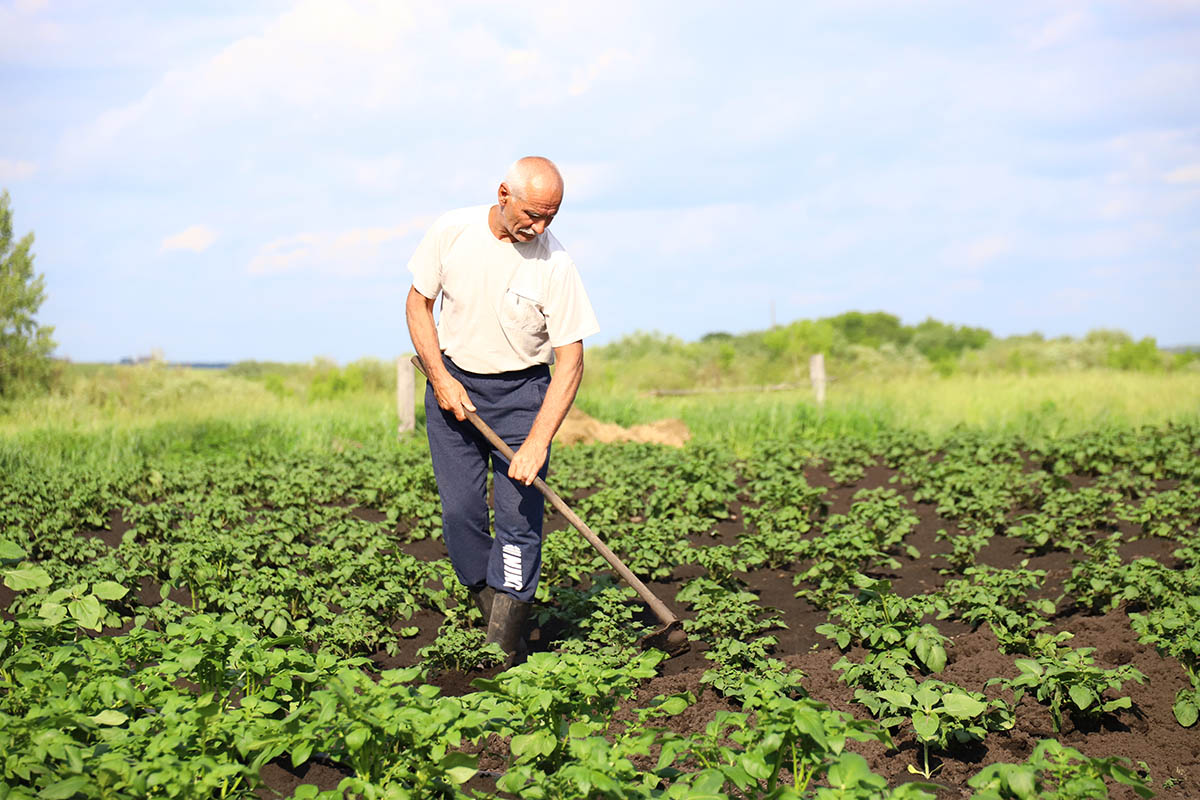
[497,182,510,207]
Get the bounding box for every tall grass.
[577,369,1200,452]
[0,364,408,472]
[3,363,1198,468]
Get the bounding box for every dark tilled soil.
[252,458,1200,798]
[258,757,353,798]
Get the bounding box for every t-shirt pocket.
[501,288,547,334]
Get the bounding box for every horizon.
[74,313,1200,367]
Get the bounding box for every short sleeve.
[407,221,442,299]
[544,258,600,347]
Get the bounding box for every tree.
[827,311,910,348]
[0,189,56,396]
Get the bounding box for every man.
[405,156,599,662]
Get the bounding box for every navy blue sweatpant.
[425,357,551,603]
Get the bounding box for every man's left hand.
[508,441,547,486]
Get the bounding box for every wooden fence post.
[396,355,415,435]
[809,353,826,408]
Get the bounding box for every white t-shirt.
[408,205,600,374]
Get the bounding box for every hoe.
[411,355,689,657]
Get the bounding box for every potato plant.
[1,420,1198,798]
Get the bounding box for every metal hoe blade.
[638,619,690,657]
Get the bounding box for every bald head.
[502,157,564,204]
[489,156,565,243]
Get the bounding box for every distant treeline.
[72,312,1195,404]
[227,357,395,400]
[582,311,1199,393]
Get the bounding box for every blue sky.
[2,1,1198,362]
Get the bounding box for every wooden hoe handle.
[410,354,679,627]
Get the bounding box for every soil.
[9,451,1198,799]
[554,406,690,447]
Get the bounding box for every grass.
[0,365,403,472]
[576,369,1200,452]
[3,364,1198,466]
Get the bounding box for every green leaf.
[4,565,51,591]
[876,690,912,708]
[826,752,872,788]
[912,711,938,740]
[683,769,728,797]
[291,741,313,767]
[90,709,128,726]
[39,776,92,799]
[1006,766,1037,798]
[69,595,104,631]
[656,695,690,715]
[344,726,369,752]
[924,643,947,673]
[175,647,204,672]
[1104,696,1132,711]
[1173,693,1199,727]
[1014,659,1042,676]
[567,720,593,739]
[511,729,556,759]
[1068,684,1095,711]
[38,600,66,625]
[270,615,288,637]
[941,693,987,719]
[438,752,478,785]
[91,581,128,601]
[0,540,27,562]
[739,752,773,781]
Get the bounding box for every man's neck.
[487,205,515,243]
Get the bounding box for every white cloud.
[160,224,217,254]
[247,216,431,276]
[556,161,620,203]
[947,278,985,294]
[964,235,1013,269]
[1028,10,1090,50]
[568,48,636,97]
[1051,286,1102,314]
[345,154,410,193]
[569,204,751,269]
[0,158,37,181]
[62,1,654,170]
[941,235,1014,275]
[1165,164,1200,184]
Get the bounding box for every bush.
[308,357,393,401]
[1107,337,1165,372]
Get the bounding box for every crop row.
[2,422,1199,797]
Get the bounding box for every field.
[2,365,1200,799]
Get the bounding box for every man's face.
[497,182,561,243]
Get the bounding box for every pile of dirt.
[554,406,690,447]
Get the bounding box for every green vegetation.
[0,189,56,398]
[585,313,1197,394]
[1,326,1198,797]
[968,739,1154,799]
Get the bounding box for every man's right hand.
[431,375,476,421]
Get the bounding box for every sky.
[1,0,1198,363]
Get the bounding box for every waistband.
[443,355,550,381]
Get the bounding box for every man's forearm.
[405,287,449,381]
[526,343,584,449]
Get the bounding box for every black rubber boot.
[469,586,495,626]
[485,591,531,666]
